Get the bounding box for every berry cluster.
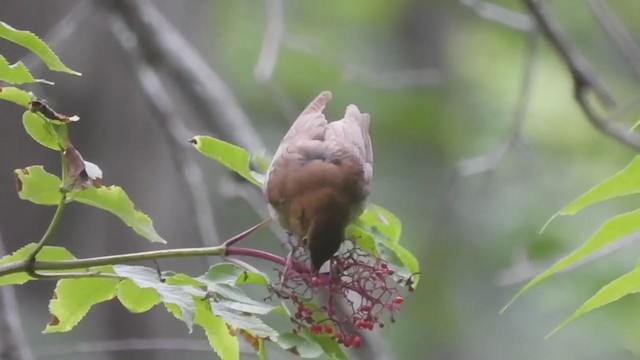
[271,241,409,348]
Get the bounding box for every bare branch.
[0,231,34,360]
[254,0,284,83]
[285,35,441,89]
[101,0,265,153]
[459,0,535,32]
[107,14,221,256]
[459,33,539,176]
[586,0,640,82]
[523,0,640,151]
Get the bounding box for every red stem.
[225,247,286,266]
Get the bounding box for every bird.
[264,91,373,272]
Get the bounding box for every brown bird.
[264,91,373,272]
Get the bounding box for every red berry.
[380,263,388,270]
[311,277,322,286]
[352,336,362,347]
[360,305,371,312]
[335,332,343,340]
[393,296,404,305]
[324,325,333,334]
[343,337,352,347]
[297,304,306,312]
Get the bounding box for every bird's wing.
[325,104,373,187]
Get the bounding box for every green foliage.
[0,54,43,84]
[46,272,119,333]
[0,86,31,107]
[191,135,263,186]
[277,333,325,359]
[14,165,63,205]
[22,111,63,150]
[0,244,74,286]
[69,187,166,244]
[0,20,80,75]
[506,155,640,334]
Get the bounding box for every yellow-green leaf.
[548,262,640,338]
[69,186,166,243]
[117,279,160,313]
[191,135,262,187]
[22,111,61,150]
[195,300,240,360]
[0,21,80,75]
[0,54,47,84]
[45,276,119,333]
[0,86,31,107]
[14,166,62,205]
[0,244,75,286]
[504,209,640,312]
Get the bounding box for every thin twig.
[254,0,284,83]
[459,0,535,32]
[0,231,34,360]
[107,14,221,253]
[458,33,540,176]
[586,0,640,82]
[25,194,66,276]
[523,0,640,152]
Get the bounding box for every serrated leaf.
[0,21,80,75]
[113,265,203,331]
[191,136,262,187]
[347,224,378,255]
[117,279,160,313]
[358,204,402,243]
[68,186,166,243]
[544,157,640,230]
[504,209,640,312]
[0,86,31,107]
[202,263,269,286]
[0,244,75,286]
[22,111,61,150]
[14,166,62,205]
[212,302,278,339]
[195,300,240,360]
[277,333,324,358]
[45,275,119,333]
[548,263,640,338]
[0,54,46,84]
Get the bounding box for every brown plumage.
[264,91,373,271]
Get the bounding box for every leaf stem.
[26,194,66,266]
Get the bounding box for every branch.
[26,194,66,276]
[101,0,265,153]
[586,0,640,82]
[459,0,535,32]
[458,33,539,176]
[254,0,284,83]
[0,232,34,360]
[523,0,640,151]
[106,13,221,253]
[0,220,268,279]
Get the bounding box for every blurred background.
[2,0,640,359]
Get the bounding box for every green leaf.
[0,21,81,75]
[377,240,420,289]
[0,244,75,286]
[544,156,640,230]
[45,275,119,333]
[548,262,640,338]
[201,282,275,315]
[211,302,278,339]
[69,186,166,243]
[194,300,240,360]
[503,209,640,312]
[22,111,61,150]
[347,224,378,255]
[0,54,46,84]
[358,204,402,243]
[117,279,160,313]
[0,86,31,107]
[277,333,324,358]
[113,265,204,330]
[14,166,62,205]
[300,329,348,360]
[202,263,269,286]
[191,135,262,187]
